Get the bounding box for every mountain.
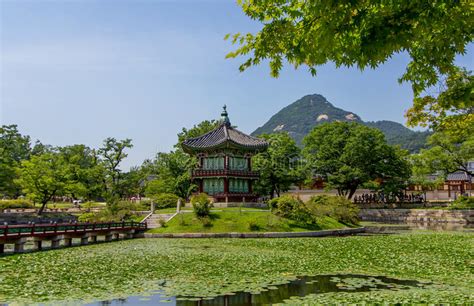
[251,94,430,153]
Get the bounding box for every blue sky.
[1,0,473,169]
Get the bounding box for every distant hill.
[252,94,430,153]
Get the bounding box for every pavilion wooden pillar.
[224,177,229,203]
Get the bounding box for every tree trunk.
[270,186,275,199]
[347,187,357,200]
[38,201,48,215]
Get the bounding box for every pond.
[87,274,431,306]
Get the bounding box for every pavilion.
[182,106,268,203]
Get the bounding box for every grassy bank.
[0,232,472,304]
[148,210,346,233]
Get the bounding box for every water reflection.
[89,274,429,306]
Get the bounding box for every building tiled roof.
[182,123,268,153]
[446,171,472,181]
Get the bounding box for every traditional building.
[182,106,268,203]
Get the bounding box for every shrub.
[158,218,167,227]
[190,193,212,218]
[269,195,312,223]
[153,193,179,210]
[306,195,360,225]
[247,219,261,231]
[77,212,97,222]
[80,201,145,222]
[200,216,212,227]
[0,199,33,210]
[449,196,474,210]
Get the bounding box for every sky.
[1,0,473,169]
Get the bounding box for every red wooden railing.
[0,221,147,239]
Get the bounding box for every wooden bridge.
[0,221,147,254]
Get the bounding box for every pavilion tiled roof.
[182,106,268,153]
[182,123,268,152]
[446,171,472,181]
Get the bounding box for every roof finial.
[221,105,231,126]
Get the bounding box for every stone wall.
[145,227,364,238]
[359,209,473,224]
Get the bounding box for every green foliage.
[407,68,473,136]
[58,144,105,200]
[0,199,33,209]
[153,193,179,210]
[81,201,145,222]
[190,193,212,218]
[253,133,304,198]
[270,194,359,225]
[77,212,97,222]
[98,137,133,202]
[448,196,474,210]
[247,219,261,231]
[306,195,360,225]
[415,130,474,178]
[0,125,31,198]
[227,1,472,98]
[252,94,429,153]
[145,179,172,197]
[269,195,312,224]
[15,152,69,214]
[303,122,411,199]
[147,151,196,199]
[1,232,471,304]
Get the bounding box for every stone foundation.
[359,209,473,224]
[145,227,364,238]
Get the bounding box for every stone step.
[145,213,176,229]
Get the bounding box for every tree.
[146,120,220,200]
[98,138,133,203]
[415,130,474,178]
[253,133,303,198]
[119,166,147,199]
[227,1,473,116]
[409,153,445,199]
[15,152,68,214]
[303,122,411,199]
[149,151,195,199]
[367,145,412,202]
[406,68,473,136]
[0,125,31,198]
[59,145,105,201]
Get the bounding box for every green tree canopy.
[98,138,133,203]
[415,130,474,178]
[303,122,411,199]
[15,152,68,214]
[227,1,473,132]
[253,132,303,198]
[59,144,105,200]
[145,120,219,200]
[227,1,472,94]
[0,125,31,198]
[406,68,473,136]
